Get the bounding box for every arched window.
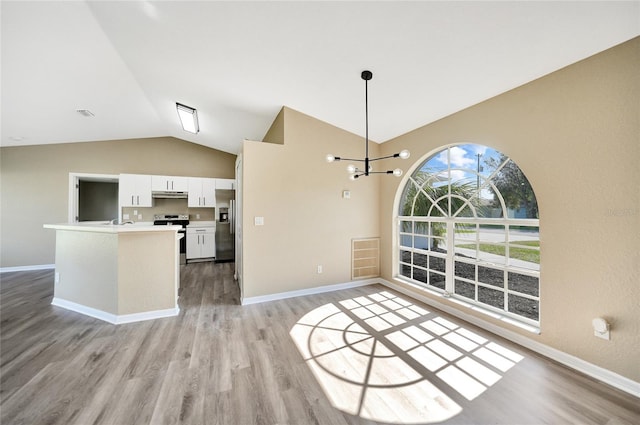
[397,144,540,325]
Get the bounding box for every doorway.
[68,173,120,222]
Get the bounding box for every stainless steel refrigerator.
[215,191,235,262]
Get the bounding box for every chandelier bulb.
[326,154,336,163]
[349,174,358,181]
[393,168,403,177]
[399,150,411,159]
[346,164,357,174]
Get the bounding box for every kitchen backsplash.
[122,198,215,222]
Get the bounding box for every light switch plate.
[343,190,351,199]
[254,216,264,226]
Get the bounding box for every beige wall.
[241,107,380,298]
[118,231,177,315]
[54,231,119,313]
[53,229,178,316]
[378,37,639,381]
[263,107,285,144]
[0,137,236,268]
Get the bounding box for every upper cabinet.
[152,175,188,192]
[216,178,235,190]
[118,174,229,209]
[119,174,152,207]
[188,177,216,208]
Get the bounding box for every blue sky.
[418,144,506,200]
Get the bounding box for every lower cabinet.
[186,226,215,260]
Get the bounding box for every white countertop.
[187,221,216,228]
[44,222,182,234]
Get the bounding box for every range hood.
[152,191,188,199]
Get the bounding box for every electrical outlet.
[317,265,323,274]
[592,318,611,340]
[123,213,130,220]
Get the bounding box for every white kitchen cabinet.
[152,175,188,192]
[188,177,216,207]
[215,178,235,190]
[119,174,152,207]
[186,226,215,260]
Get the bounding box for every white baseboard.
[51,297,179,325]
[241,278,378,305]
[1,264,55,273]
[113,307,180,325]
[379,278,640,398]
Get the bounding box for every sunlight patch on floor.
[290,290,524,424]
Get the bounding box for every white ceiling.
[2,1,639,154]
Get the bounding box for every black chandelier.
[326,70,410,180]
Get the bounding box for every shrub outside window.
[397,144,540,325]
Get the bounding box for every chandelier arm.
[369,154,402,162]
[338,157,367,162]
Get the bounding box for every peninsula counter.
[44,222,183,324]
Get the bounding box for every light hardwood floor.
[1,263,639,425]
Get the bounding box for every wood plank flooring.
[1,263,639,425]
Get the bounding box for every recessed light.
[76,109,95,117]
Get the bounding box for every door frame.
[68,172,120,223]
[234,154,243,301]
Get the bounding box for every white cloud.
[443,146,475,168]
[480,188,495,201]
[436,169,467,182]
[469,144,488,156]
[450,169,466,180]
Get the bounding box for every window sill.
[392,277,541,335]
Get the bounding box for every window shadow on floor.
[290,290,523,424]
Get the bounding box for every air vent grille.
[352,237,380,280]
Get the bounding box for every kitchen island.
[44,222,183,324]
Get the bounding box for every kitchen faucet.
[110,219,134,225]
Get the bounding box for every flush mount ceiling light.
[326,70,410,180]
[176,102,199,134]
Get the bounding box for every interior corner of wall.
[261,106,286,145]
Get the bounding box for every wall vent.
[351,237,380,280]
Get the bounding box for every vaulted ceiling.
[2,1,638,154]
